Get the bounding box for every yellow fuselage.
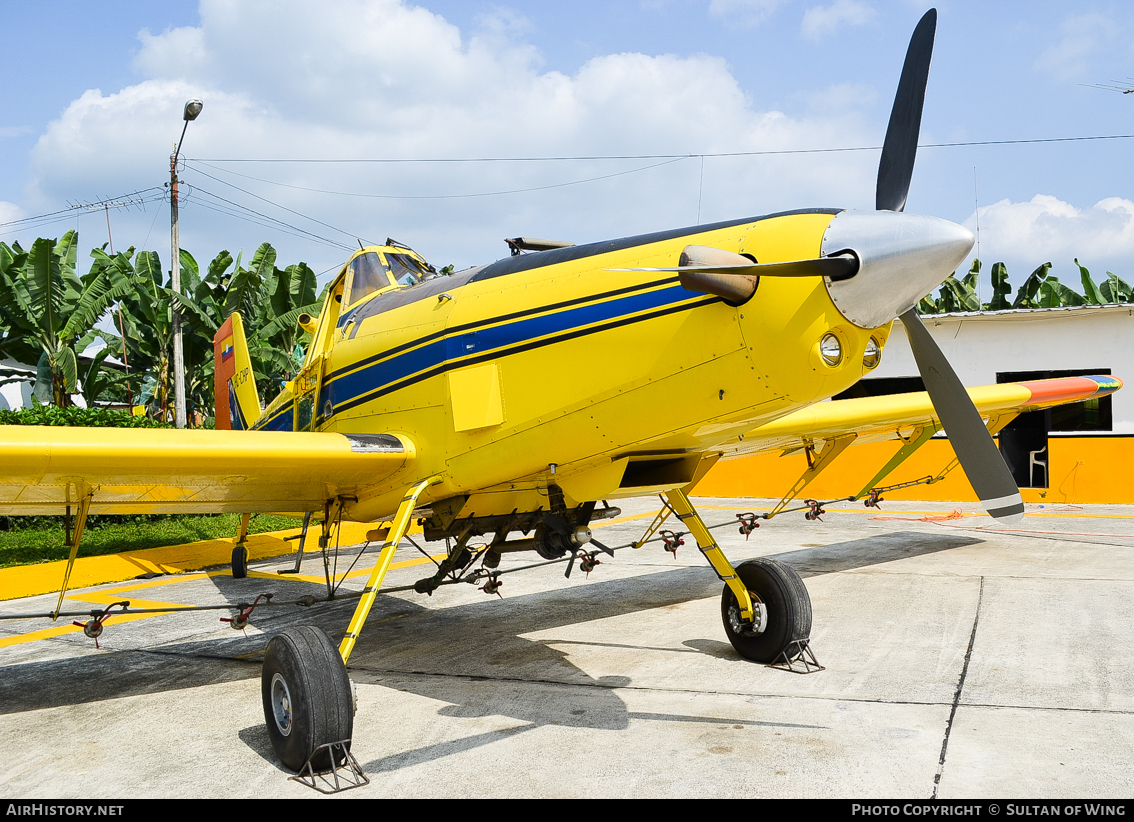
[255,209,889,522]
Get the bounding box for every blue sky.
[3,1,1134,296]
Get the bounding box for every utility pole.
[170,98,202,428]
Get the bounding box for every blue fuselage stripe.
[323,284,702,417]
[259,407,294,431]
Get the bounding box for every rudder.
[213,312,262,430]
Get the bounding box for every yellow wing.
[0,427,414,516]
[732,374,1121,457]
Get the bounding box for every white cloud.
[24,0,876,272]
[1036,13,1115,81]
[969,194,1134,276]
[708,0,787,28]
[797,81,876,113]
[0,201,22,225]
[801,1,876,42]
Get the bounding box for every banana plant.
[1101,270,1132,303]
[986,262,1012,310]
[0,232,133,406]
[169,243,324,411]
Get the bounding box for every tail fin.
[213,312,262,430]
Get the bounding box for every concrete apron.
[0,496,1132,798]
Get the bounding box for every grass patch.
[0,513,304,569]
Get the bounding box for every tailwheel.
[721,558,812,663]
[231,544,248,579]
[262,626,354,772]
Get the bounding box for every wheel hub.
[728,595,768,636]
[271,673,293,736]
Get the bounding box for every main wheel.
[231,544,248,579]
[721,558,812,663]
[262,626,354,772]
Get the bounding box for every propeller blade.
[900,309,1023,523]
[565,550,576,579]
[611,245,858,304]
[590,537,614,557]
[876,9,936,212]
[543,511,571,536]
[611,245,858,279]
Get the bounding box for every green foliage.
[1,235,324,423]
[1012,262,1052,309]
[169,243,324,409]
[1101,271,1132,303]
[1076,259,1105,306]
[918,258,1133,313]
[1037,275,1085,308]
[0,232,134,406]
[0,405,172,427]
[987,262,1011,310]
[0,512,304,568]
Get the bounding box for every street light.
[170,98,202,428]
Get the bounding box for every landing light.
[819,334,842,367]
[863,337,881,369]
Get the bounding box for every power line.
[183,162,372,244]
[0,188,166,239]
[185,133,1134,164]
[1081,81,1134,94]
[187,185,353,251]
[190,156,688,200]
[189,187,352,251]
[187,197,350,251]
[0,188,165,229]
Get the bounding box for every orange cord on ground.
[869,509,970,522]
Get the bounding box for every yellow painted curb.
[0,521,400,602]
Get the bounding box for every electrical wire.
[189,156,688,200]
[187,185,353,251]
[183,162,374,244]
[8,131,1132,245]
[185,133,1134,164]
[0,188,166,239]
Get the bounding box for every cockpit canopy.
[343,245,436,309]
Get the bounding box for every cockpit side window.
[345,251,393,307]
[387,253,434,288]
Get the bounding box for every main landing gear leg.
[261,476,442,776]
[53,490,93,620]
[232,513,251,579]
[662,489,818,668]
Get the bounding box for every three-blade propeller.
[880,9,1023,523]
[617,9,1023,523]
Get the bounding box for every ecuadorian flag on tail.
[212,313,262,430]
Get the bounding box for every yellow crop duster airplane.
[0,9,1121,776]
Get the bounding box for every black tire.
[231,544,248,579]
[261,626,354,772]
[721,558,812,663]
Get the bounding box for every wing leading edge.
[0,427,415,516]
[733,375,1122,457]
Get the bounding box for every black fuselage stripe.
[324,295,719,418]
[323,275,680,383]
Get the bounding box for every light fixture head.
[183,98,204,121]
[863,337,882,369]
[819,333,843,367]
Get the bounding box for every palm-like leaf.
[1012,262,1052,309]
[1075,259,1105,306]
[987,262,1011,310]
[1102,271,1132,303]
